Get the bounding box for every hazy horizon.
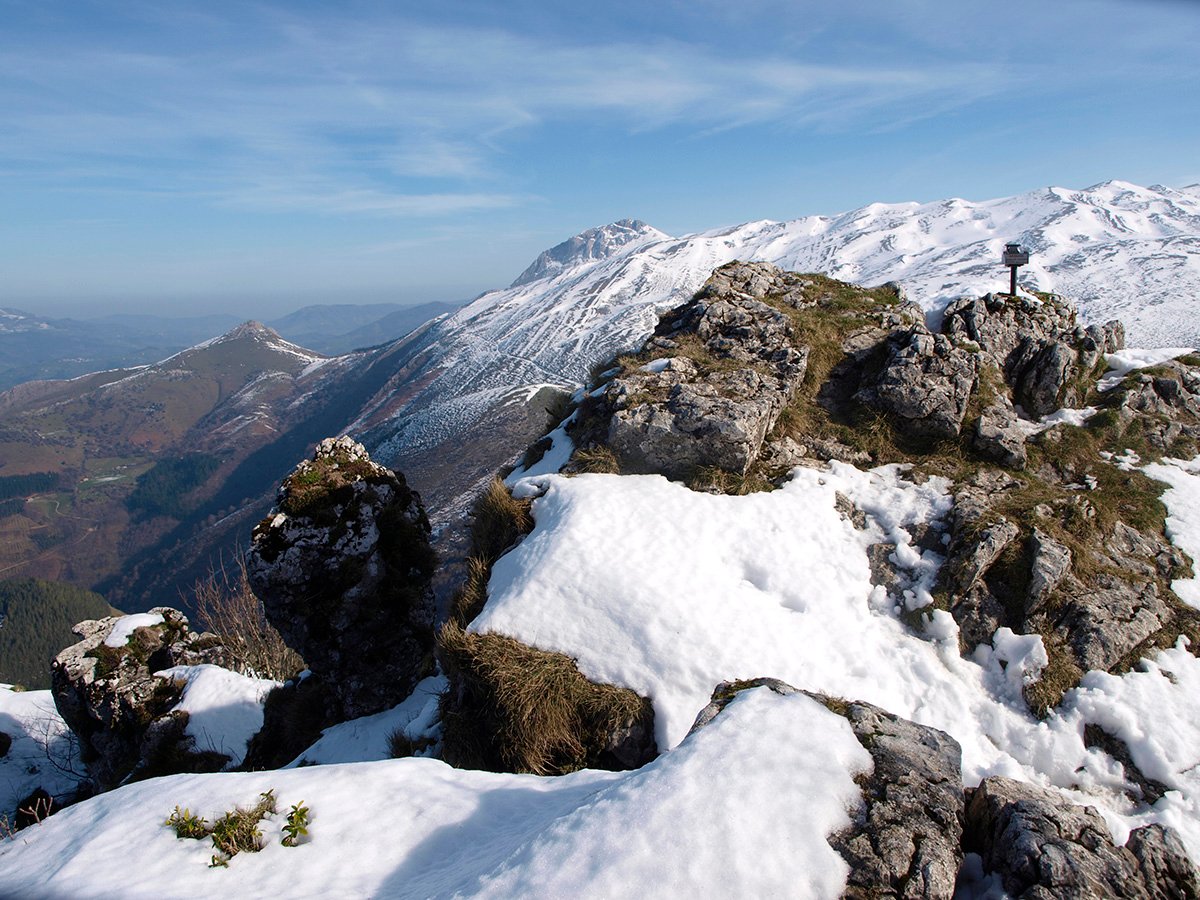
[3,0,1198,318]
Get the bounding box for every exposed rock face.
[247,436,437,721]
[856,327,978,441]
[964,776,1200,898]
[972,394,1029,469]
[50,608,233,792]
[691,679,964,899]
[942,292,1123,417]
[606,262,809,479]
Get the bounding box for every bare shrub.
[192,556,303,682]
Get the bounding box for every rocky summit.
[7,257,1200,899]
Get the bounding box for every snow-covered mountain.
[509,218,668,287]
[351,180,1200,497]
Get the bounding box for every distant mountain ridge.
[510,219,667,287]
[355,181,1200,471]
[3,178,1198,609]
[0,302,455,392]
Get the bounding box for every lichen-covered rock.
[1116,365,1200,453]
[857,327,978,441]
[604,262,809,479]
[942,292,1123,417]
[964,775,1200,898]
[1056,574,1173,673]
[972,394,1029,469]
[247,436,436,722]
[691,679,964,899]
[50,608,232,791]
[1025,529,1072,617]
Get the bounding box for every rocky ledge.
[51,608,233,792]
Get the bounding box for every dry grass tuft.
[192,555,304,682]
[446,478,536,628]
[438,622,652,775]
[568,446,620,475]
[469,477,533,564]
[449,555,492,629]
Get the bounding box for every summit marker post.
[1002,242,1029,296]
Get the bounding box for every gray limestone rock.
[964,775,1199,898]
[607,367,795,479]
[51,608,233,792]
[1025,529,1072,617]
[942,293,1121,417]
[858,328,979,441]
[247,436,436,722]
[1058,575,1172,673]
[691,679,964,899]
[605,262,810,479]
[972,395,1029,469]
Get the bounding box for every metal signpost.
[1002,243,1030,296]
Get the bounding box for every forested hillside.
[0,578,114,689]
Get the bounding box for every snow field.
[481,467,1200,858]
[0,687,870,900]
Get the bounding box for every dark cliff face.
[246,436,437,724]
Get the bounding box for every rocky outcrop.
[560,263,1200,720]
[964,776,1200,898]
[50,608,233,792]
[247,436,437,722]
[605,262,809,479]
[942,292,1124,417]
[856,327,978,442]
[691,679,964,899]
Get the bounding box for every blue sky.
[2,0,1198,318]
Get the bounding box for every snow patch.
[104,613,165,647]
[1142,456,1200,608]
[0,687,872,900]
[155,665,277,768]
[1099,347,1196,391]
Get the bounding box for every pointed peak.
[510,219,667,288]
[225,320,277,339]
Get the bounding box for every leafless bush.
[192,556,303,682]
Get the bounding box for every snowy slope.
[479,467,1200,862]
[0,687,870,899]
[7,456,1200,897]
[361,181,1200,461]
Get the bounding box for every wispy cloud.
[0,8,1018,217]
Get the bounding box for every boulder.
[1057,575,1173,673]
[972,394,1029,469]
[964,775,1199,898]
[50,608,233,792]
[1025,529,1072,617]
[247,436,437,722]
[691,679,964,899]
[856,328,978,442]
